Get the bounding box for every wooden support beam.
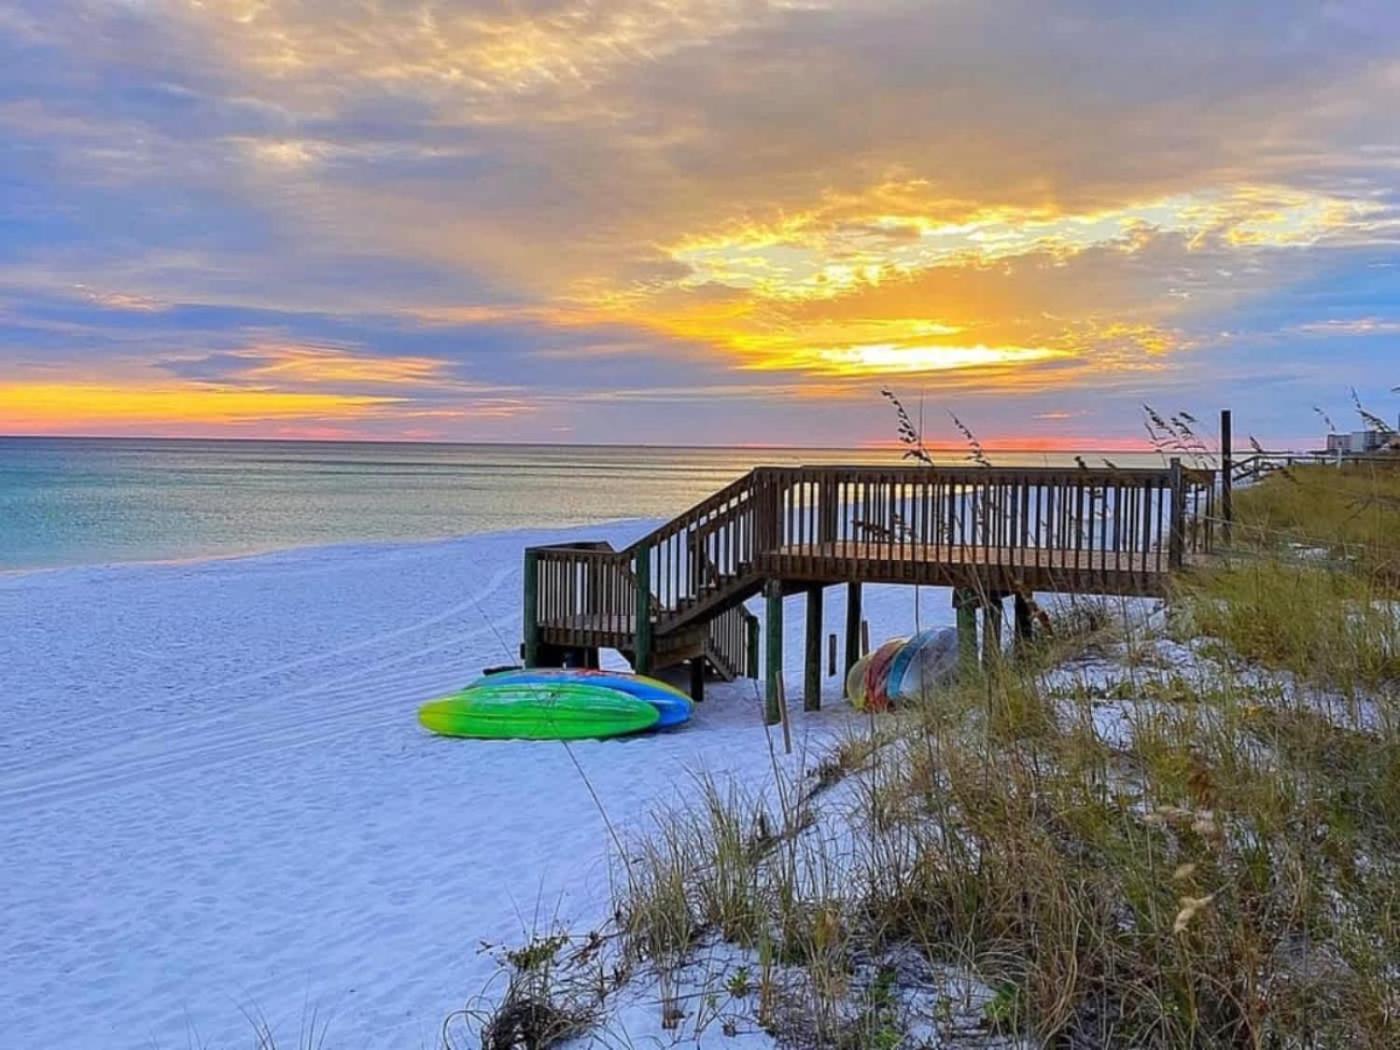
[953,587,979,673]
[1013,592,1035,652]
[983,596,1004,668]
[844,581,863,678]
[522,548,541,668]
[804,585,823,711]
[634,541,654,674]
[689,656,706,703]
[746,615,760,679]
[765,580,784,725]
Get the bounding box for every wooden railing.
[706,602,757,680]
[525,460,1218,671]
[750,463,1205,576]
[1231,450,1397,486]
[527,541,638,648]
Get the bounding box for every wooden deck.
[523,461,1222,706]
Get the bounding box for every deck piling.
[804,586,823,711]
[1013,592,1035,651]
[954,588,979,673]
[765,579,783,725]
[689,657,706,703]
[844,581,863,683]
[982,596,1004,668]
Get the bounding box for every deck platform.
[523,461,1221,716]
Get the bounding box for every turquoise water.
[0,438,1166,570]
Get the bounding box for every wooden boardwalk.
[522,461,1221,716]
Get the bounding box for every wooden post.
[1168,457,1186,570]
[746,615,760,679]
[860,620,870,657]
[954,587,979,673]
[523,549,541,668]
[827,633,837,677]
[776,675,793,755]
[689,656,706,703]
[804,585,822,711]
[634,542,654,674]
[982,596,1004,668]
[818,478,839,544]
[1220,409,1233,546]
[1013,592,1035,652]
[844,581,863,677]
[764,580,783,725]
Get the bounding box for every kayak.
[886,628,959,703]
[861,638,906,712]
[478,668,694,728]
[419,681,660,740]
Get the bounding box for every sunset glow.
[1,2,1397,444]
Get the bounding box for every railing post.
[1168,457,1186,570]
[746,614,760,679]
[757,470,782,558]
[523,548,541,668]
[1220,409,1233,546]
[634,541,654,674]
[818,477,838,544]
[764,579,783,725]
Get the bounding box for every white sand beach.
[0,524,941,1050]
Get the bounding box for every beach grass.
[612,463,1400,1048]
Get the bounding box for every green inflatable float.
[419,681,660,741]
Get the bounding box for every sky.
[2,1,1399,448]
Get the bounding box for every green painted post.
[843,581,863,683]
[746,615,760,679]
[804,585,823,711]
[765,580,783,725]
[634,542,654,674]
[953,587,978,674]
[523,549,541,668]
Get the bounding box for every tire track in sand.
[0,567,521,810]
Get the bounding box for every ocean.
[0,437,1166,570]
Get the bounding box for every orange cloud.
[0,383,396,431]
[223,345,454,386]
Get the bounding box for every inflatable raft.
[418,669,692,741]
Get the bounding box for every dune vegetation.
[479,461,1399,1049]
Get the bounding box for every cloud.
[1,1,1398,441]
[159,344,461,389]
[1295,317,1400,336]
